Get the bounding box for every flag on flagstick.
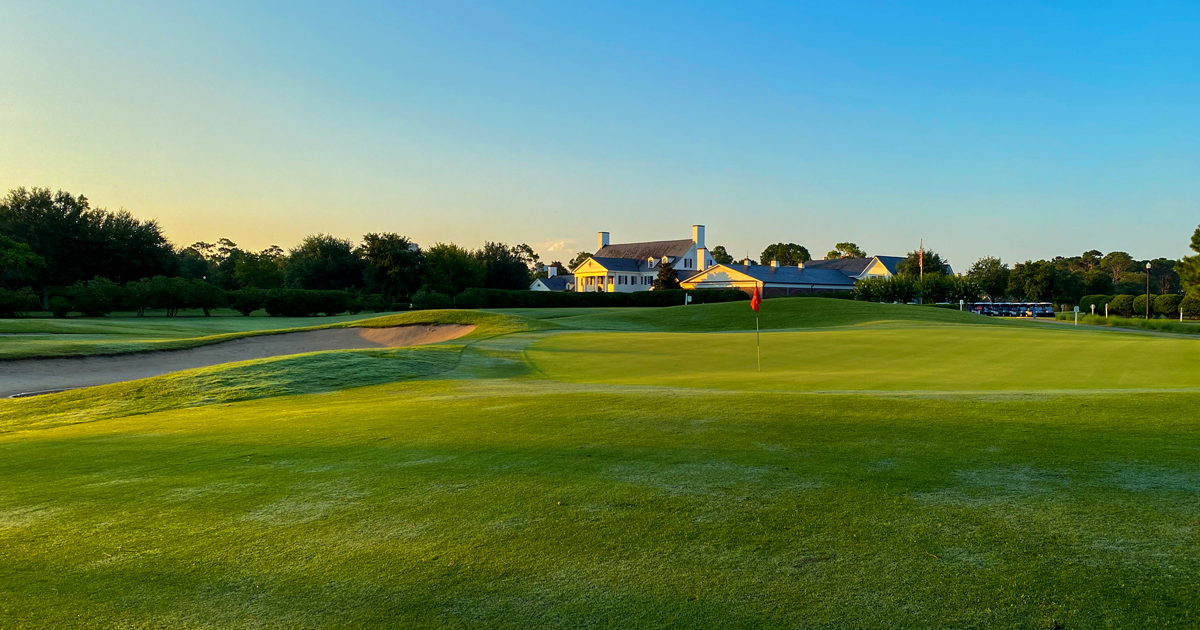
[751,285,761,371]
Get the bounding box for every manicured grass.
[2,300,1200,628]
[528,324,1200,391]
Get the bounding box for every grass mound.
[547,297,1003,332]
[0,345,464,433]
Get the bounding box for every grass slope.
[2,381,1199,628]
[0,310,549,360]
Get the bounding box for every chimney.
[771,260,779,268]
[696,247,707,271]
[692,225,705,249]
[598,231,610,251]
[547,266,557,278]
[743,257,752,266]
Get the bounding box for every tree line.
[0,187,544,315]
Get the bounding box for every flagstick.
[756,315,761,372]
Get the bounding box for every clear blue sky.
[2,1,1197,268]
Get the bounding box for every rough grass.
[1054,312,1200,335]
[0,310,550,360]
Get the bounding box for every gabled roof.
[804,257,873,275]
[534,275,574,291]
[685,264,855,287]
[586,257,643,272]
[875,256,903,275]
[595,239,694,261]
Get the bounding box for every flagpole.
[756,315,761,372]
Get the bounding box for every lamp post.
[1145,261,1152,319]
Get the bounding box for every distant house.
[681,260,857,297]
[571,226,714,293]
[530,268,575,292]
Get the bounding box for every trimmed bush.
[1154,294,1184,318]
[411,290,454,310]
[1109,294,1135,317]
[49,296,71,318]
[1079,295,1112,316]
[854,276,916,303]
[0,287,40,318]
[68,277,121,317]
[1182,292,1200,319]
[121,279,155,316]
[263,289,350,317]
[228,288,267,316]
[1132,294,1154,318]
[190,280,227,316]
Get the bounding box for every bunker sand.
[0,324,474,397]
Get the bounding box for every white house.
[529,266,575,292]
[571,225,715,293]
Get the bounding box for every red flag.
[751,285,761,312]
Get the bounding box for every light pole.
[1145,261,1152,319]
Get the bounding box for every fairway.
[2,299,1199,628]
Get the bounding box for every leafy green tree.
[709,245,734,265]
[966,256,1010,299]
[760,243,810,266]
[0,287,41,317]
[1082,269,1113,295]
[475,242,533,290]
[1100,251,1134,284]
[567,251,594,270]
[1181,292,1200,318]
[149,275,195,317]
[228,288,267,316]
[1147,258,1180,294]
[360,233,423,300]
[652,263,681,290]
[0,234,44,288]
[423,243,485,295]
[121,278,155,317]
[233,247,286,289]
[825,242,867,259]
[189,280,227,316]
[897,249,949,277]
[67,277,121,317]
[1008,260,1064,302]
[285,234,366,291]
[1154,293,1184,317]
[1175,225,1200,294]
[49,296,71,318]
[1080,250,1103,271]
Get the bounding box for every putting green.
[527,324,1200,391]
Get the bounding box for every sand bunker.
[0,324,474,398]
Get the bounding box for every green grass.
[1054,312,1200,335]
[0,309,549,360]
[3,299,1200,628]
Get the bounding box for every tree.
[423,243,485,295]
[476,242,533,290]
[189,280,227,316]
[567,251,594,271]
[1100,251,1134,284]
[1008,260,1062,302]
[1080,250,1103,271]
[1175,225,1200,294]
[760,243,811,266]
[1081,269,1113,295]
[825,242,867,260]
[284,234,365,291]
[233,247,286,289]
[0,234,44,288]
[67,277,121,317]
[1147,258,1180,294]
[710,245,734,265]
[652,262,681,290]
[360,233,423,300]
[896,249,949,277]
[966,256,1010,299]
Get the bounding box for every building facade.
[572,225,714,293]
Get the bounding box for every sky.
[2,1,1197,269]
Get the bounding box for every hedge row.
[1081,293,1195,318]
[412,288,750,310]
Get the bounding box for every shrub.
[1079,295,1112,316]
[411,289,454,310]
[1108,294,1135,317]
[263,289,350,317]
[189,280,227,316]
[854,276,916,303]
[0,287,40,318]
[1154,294,1184,318]
[49,296,71,318]
[228,288,267,316]
[1182,292,1200,319]
[1131,294,1155,318]
[122,278,155,316]
[150,276,195,316]
[68,277,122,317]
